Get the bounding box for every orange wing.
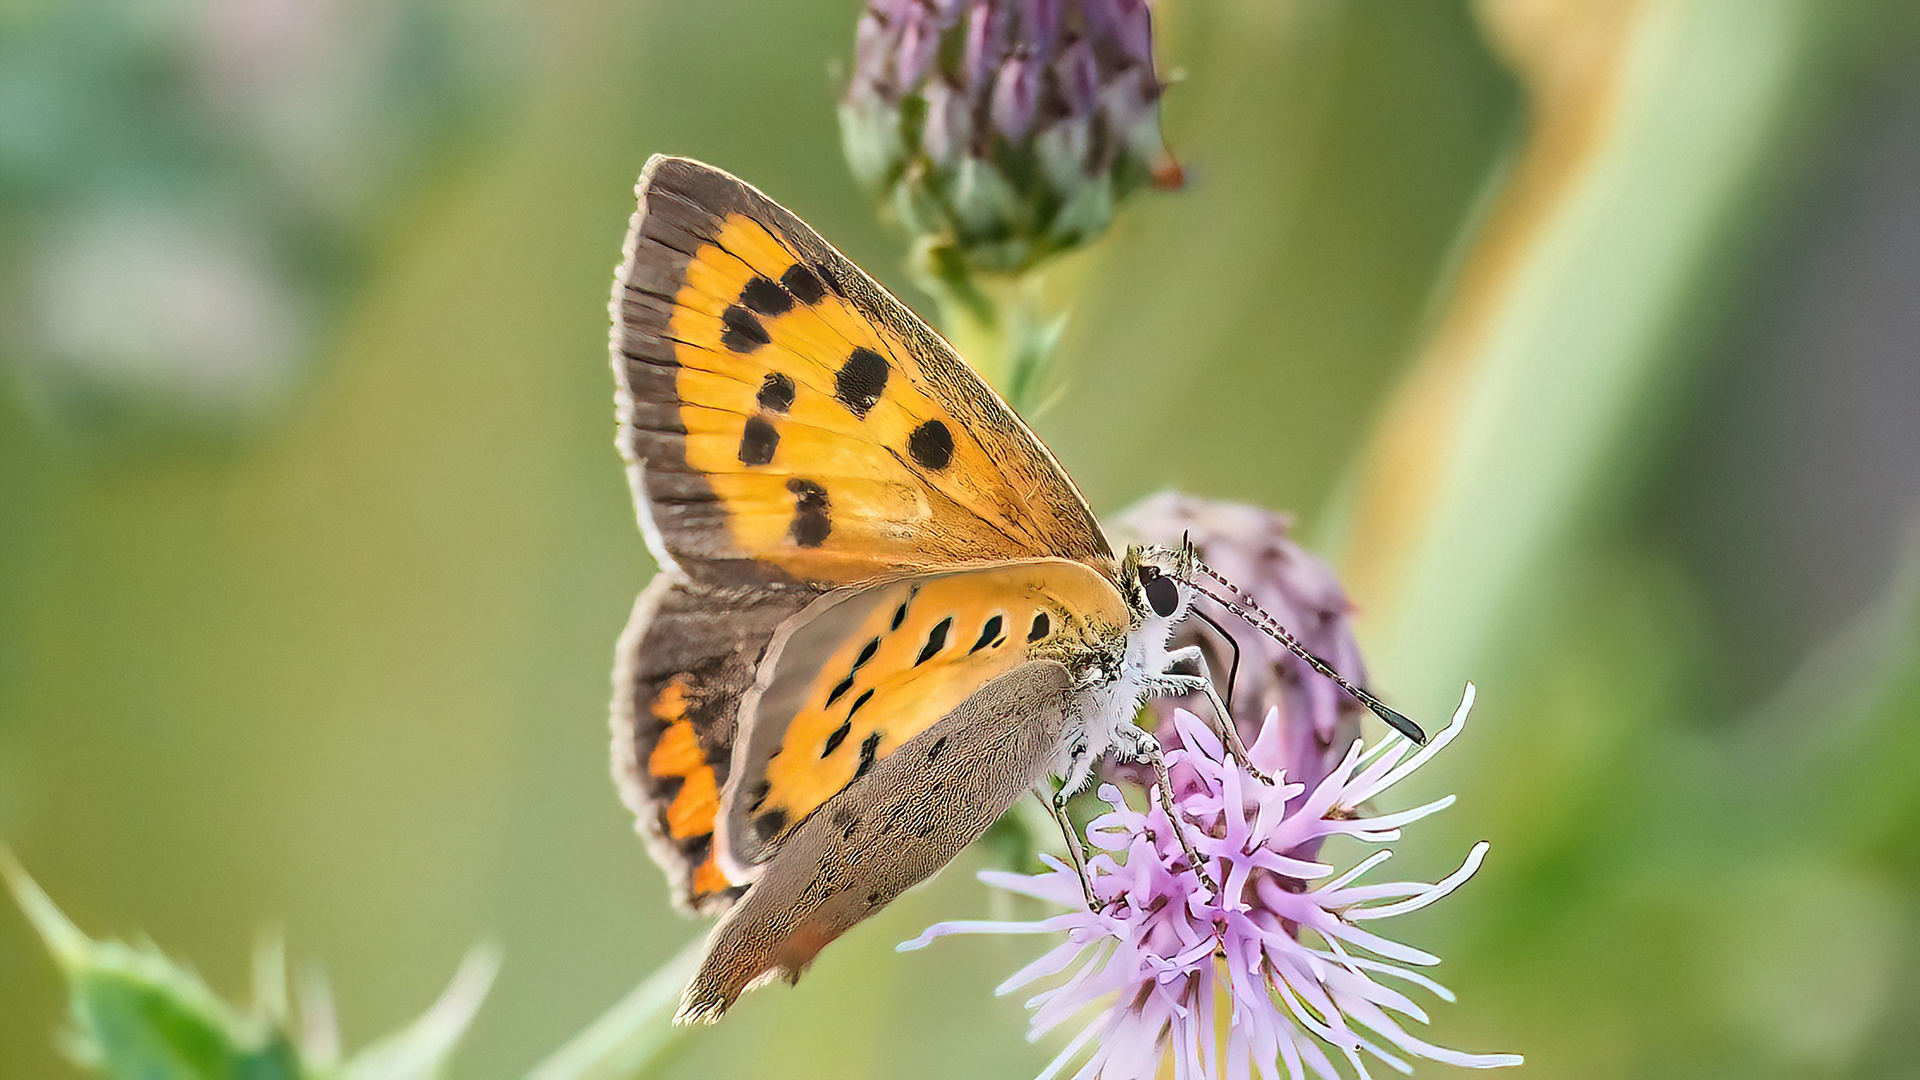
[610,155,1113,588]
[713,559,1127,877]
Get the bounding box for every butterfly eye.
[1143,573,1180,618]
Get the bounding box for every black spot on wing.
[833,806,861,839]
[916,617,952,665]
[739,275,793,317]
[822,720,851,757]
[927,735,949,760]
[748,780,771,812]
[786,478,831,547]
[737,416,779,466]
[682,832,713,865]
[971,615,1004,653]
[834,348,888,418]
[1029,611,1051,641]
[825,674,855,707]
[752,808,788,842]
[853,637,880,669]
[757,371,795,412]
[907,419,954,470]
[781,264,828,305]
[847,688,875,720]
[720,304,769,352]
[855,731,882,780]
[891,600,909,630]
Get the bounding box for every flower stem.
[920,258,1064,417]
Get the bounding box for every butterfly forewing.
[611,155,1114,587]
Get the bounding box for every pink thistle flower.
[902,686,1520,1080]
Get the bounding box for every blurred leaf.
[523,939,702,1080]
[4,852,497,1080]
[337,946,499,1080]
[1416,541,1920,1077]
[3,849,303,1080]
[1338,0,1832,709]
[0,0,515,442]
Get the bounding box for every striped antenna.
[1185,559,1427,745]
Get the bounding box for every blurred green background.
[4,1,1920,1078]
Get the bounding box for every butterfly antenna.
[1189,605,1242,713]
[1187,560,1427,745]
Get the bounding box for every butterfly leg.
[1042,788,1101,912]
[1152,646,1273,785]
[1115,724,1219,896]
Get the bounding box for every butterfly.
[605,156,1420,1024]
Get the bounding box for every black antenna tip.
[1367,700,1427,745]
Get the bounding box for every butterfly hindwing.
[611,571,818,912]
[612,155,1114,588]
[677,659,1079,1024]
[716,559,1127,877]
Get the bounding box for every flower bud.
[840,0,1180,278]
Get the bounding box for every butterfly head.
[1120,542,1199,637]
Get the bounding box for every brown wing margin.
[611,572,815,913]
[608,154,1113,587]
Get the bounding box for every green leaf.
[1337,0,1831,711]
[5,853,497,1080]
[3,850,303,1080]
[338,947,499,1080]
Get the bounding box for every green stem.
[918,259,1064,417]
[521,938,704,1080]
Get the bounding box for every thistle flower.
[902,689,1520,1080]
[840,0,1181,281]
[1112,492,1368,798]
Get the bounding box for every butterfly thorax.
[1047,544,1195,796]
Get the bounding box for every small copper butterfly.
[605,157,1418,1022]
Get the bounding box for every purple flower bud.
[841,0,1179,275]
[1051,37,1101,118]
[1082,0,1151,65]
[963,1,1007,92]
[991,57,1041,141]
[920,78,970,166]
[1021,0,1061,58]
[852,11,895,97]
[893,11,944,90]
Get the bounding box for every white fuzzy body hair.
[1051,577,1187,797]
